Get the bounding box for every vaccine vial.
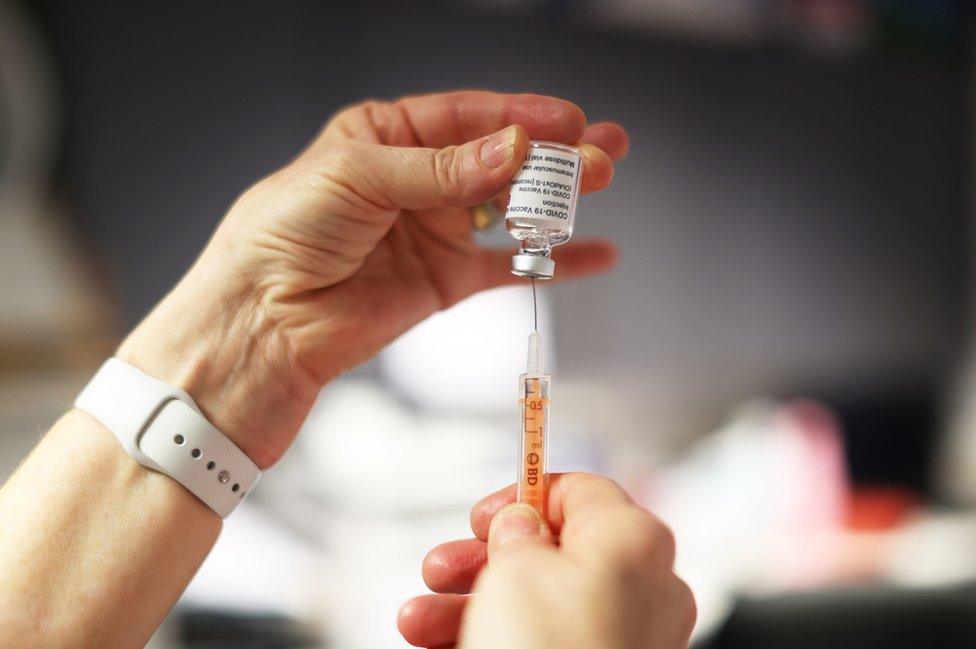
[505,141,583,279]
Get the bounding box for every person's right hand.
[398,473,696,649]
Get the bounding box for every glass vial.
[504,141,583,279]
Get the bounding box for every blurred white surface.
[181,504,323,616]
[380,285,552,417]
[648,400,849,638]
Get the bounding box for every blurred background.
[2,0,976,647]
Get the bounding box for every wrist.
[116,260,319,469]
[0,410,221,647]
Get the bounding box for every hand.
[115,91,628,468]
[398,473,696,649]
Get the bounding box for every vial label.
[505,146,581,228]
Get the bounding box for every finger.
[321,125,531,211]
[486,141,613,204]
[580,122,630,161]
[478,239,618,291]
[327,91,588,148]
[422,538,488,594]
[469,484,516,538]
[484,139,614,212]
[578,143,615,194]
[487,502,554,560]
[471,474,675,573]
[471,472,633,540]
[554,476,674,568]
[398,594,467,648]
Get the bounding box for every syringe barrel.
[517,373,550,518]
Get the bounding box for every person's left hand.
[117,91,628,468]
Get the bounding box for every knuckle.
[561,506,603,544]
[317,141,374,195]
[359,98,383,113]
[322,139,361,172]
[563,472,634,504]
[432,145,463,202]
[336,97,379,122]
[615,508,676,565]
[304,140,395,214]
[648,516,677,564]
[359,99,389,131]
[332,98,421,144]
[370,99,415,141]
[567,471,619,490]
[321,100,374,139]
[578,509,676,575]
[671,576,698,636]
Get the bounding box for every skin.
[398,473,696,649]
[0,90,692,648]
[117,90,625,468]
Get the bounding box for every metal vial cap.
[511,253,555,280]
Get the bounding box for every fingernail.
[480,125,519,168]
[489,503,546,553]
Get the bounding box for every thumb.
[487,503,553,560]
[326,124,530,211]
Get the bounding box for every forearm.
[0,255,319,647]
[0,410,220,647]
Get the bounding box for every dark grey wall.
[29,1,971,438]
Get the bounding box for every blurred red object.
[845,487,920,531]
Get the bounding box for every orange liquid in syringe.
[519,377,548,518]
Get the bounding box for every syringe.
[518,330,550,519]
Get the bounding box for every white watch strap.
[75,358,260,518]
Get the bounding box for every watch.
[74,358,261,518]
